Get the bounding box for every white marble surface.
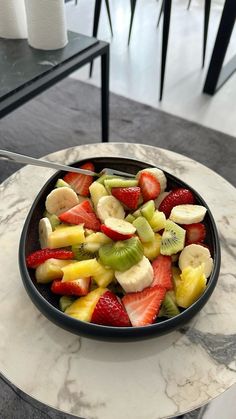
[0,143,235,419]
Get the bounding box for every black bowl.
[19,157,221,341]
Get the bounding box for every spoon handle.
[0,150,97,176]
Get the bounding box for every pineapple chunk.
[149,210,166,232]
[48,225,85,248]
[172,266,182,290]
[62,258,101,282]
[85,232,112,252]
[93,261,114,287]
[36,259,76,283]
[175,265,207,308]
[89,182,108,209]
[65,287,106,321]
[142,233,161,261]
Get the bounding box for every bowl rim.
[18,156,221,340]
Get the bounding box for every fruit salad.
[26,163,214,327]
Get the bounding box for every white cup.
[0,0,27,39]
[25,0,68,50]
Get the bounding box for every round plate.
[19,157,221,341]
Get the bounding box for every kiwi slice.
[98,237,143,272]
[140,200,155,221]
[104,178,138,192]
[160,220,185,255]
[125,213,135,223]
[96,174,120,185]
[55,179,71,188]
[132,208,142,218]
[44,211,60,230]
[133,216,155,243]
[161,291,180,318]
[72,243,97,261]
[59,296,75,312]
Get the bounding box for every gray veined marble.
[0,143,235,419]
[0,31,97,99]
[180,327,236,370]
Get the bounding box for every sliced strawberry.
[91,290,131,327]
[138,172,161,202]
[159,188,195,217]
[101,224,133,241]
[63,162,95,196]
[151,255,173,290]
[183,223,206,245]
[111,187,141,210]
[122,285,166,327]
[59,200,100,231]
[26,248,74,269]
[51,277,90,296]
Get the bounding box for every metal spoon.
[0,149,135,178]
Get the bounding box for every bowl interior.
[19,157,221,341]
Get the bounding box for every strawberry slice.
[138,172,161,202]
[159,188,195,217]
[183,223,206,245]
[63,162,95,196]
[59,200,100,231]
[122,285,166,327]
[26,248,74,269]
[51,277,90,296]
[101,224,133,241]
[111,187,141,210]
[91,290,131,327]
[151,255,173,290]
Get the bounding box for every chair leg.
[159,0,172,101]
[128,0,137,45]
[89,0,102,78]
[105,0,113,36]
[157,0,164,28]
[187,0,192,10]
[202,0,211,67]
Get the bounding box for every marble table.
[0,143,235,419]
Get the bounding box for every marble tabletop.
[0,143,235,419]
[0,31,97,100]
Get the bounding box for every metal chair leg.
[128,0,137,45]
[202,0,211,67]
[159,0,172,101]
[105,0,113,36]
[157,0,164,27]
[187,0,192,10]
[89,0,102,78]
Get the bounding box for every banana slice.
[39,217,53,249]
[45,187,79,216]
[137,168,167,192]
[179,244,213,278]
[105,217,136,235]
[169,204,207,224]
[115,256,153,293]
[154,191,170,209]
[96,196,125,222]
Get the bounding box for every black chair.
[89,0,113,76]
[128,0,212,100]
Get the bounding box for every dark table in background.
[0,31,110,142]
